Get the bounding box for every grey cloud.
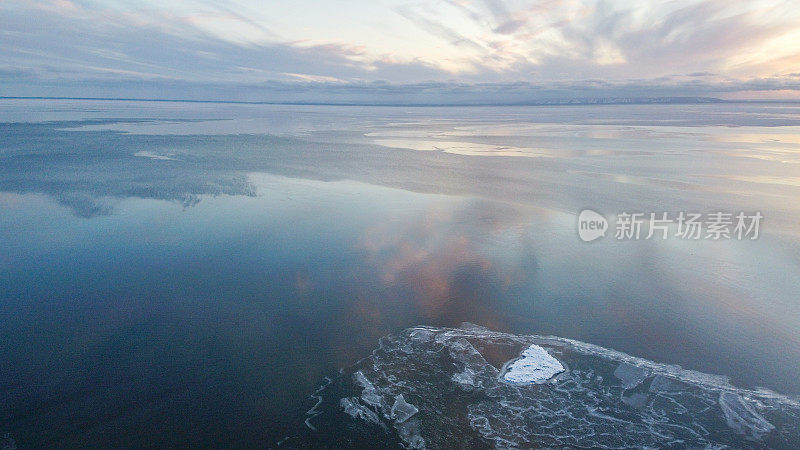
[2,0,800,98]
[0,67,36,79]
[482,0,511,23]
[0,4,466,86]
[394,5,486,51]
[494,19,527,35]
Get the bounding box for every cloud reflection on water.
[3,102,800,447]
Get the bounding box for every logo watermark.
[578,210,762,242]
[578,209,608,242]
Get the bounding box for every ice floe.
[501,343,564,384]
[391,395,419,423]
[719,391,775,439]
[340,397,382,426]
[303,324,800,449]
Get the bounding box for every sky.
[2,0,800,103]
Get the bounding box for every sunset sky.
[2,0,800,102]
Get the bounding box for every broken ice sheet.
[303,325,800,449]
[391,395,419,423]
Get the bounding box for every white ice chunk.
[502,344,564,384]
[354,371,383,408]
[648,375,679,393]
[391,394,419,423]
[340,397,381,425]
[409,328,435,342]
[452,368,477,387]
[613,363,649,389]
[719,391,775,438]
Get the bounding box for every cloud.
[394,4,488,52]
[1,0,800,99]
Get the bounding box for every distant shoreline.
[5,95,791,107]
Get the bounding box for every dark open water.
[1,99,799,447]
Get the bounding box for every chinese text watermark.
[578,210,762,242]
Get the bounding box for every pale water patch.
[373,138,554,157]
[133,150,179,160]
[724,175,800,188]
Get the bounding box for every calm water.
[1,99,799,447]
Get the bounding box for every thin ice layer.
[307,325,800,449]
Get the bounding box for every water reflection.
[1,177,540,446]
[2,101,800,447]
[3,104,800,235]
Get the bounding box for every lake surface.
[1,99,799,447]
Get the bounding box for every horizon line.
[4,95,790,107]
